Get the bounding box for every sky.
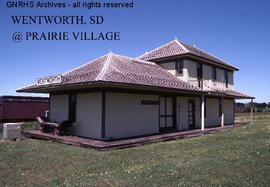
[0,0,269,102]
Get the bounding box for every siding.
[224,99,234,124]
[159,60,199,85]
[73,93,102,139]
[205,98,220,127]
[158,59,234,90]
[105,93,159,139]
[175,59,198,87]
[50,94,68,123]
[49,92,235,139]
[177,96,201,130]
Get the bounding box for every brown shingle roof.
[17,53,202,93]
[223,89,254,99]
[207,89,254,99]
[17,52,253,99]
[138,39,239,71]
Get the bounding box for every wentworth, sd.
[11,16,86,25]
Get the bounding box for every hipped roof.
[138,39,239,71]
[17,52,253,99]
[17,53,202,93]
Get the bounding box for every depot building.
[17,39,253,140]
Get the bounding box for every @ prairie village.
[25,31,121,41]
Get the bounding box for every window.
[175,60,183,75]
[224,70,228,88]
[197,63,203,79]
[197,63,203,88]
[69,94,77,122]
[159,97,175,130]
[212,66,217,80]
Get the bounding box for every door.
[159,96,175,131]
[188,100,196,129]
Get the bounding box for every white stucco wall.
[201,66,234,90]
[159,60,198,86]
[50,94,68,123]
[158,59,235,91]
[177,96,201,130]
[177,96,234,129]
[224,99,234,124]
[73,93,102,139]
[205,98,220,127]
[105,93,159,139]
[50,91,235,139]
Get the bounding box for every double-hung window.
[197,63,203,88]
[224,70,228,88]
[212,66,217,81]
[197,63,203,79]
[175,60,183,75]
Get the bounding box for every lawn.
[0,113,269,186]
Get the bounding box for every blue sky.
[0,0,269,102]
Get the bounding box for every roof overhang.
[16,81,205,96]
[206,91,255,100]
[149,54,239,71]
[17,81,254,99]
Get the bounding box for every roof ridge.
[96,52,113,81]
[62,53,108,76]
[114,54,201,91]
[175,39,189,53]
[137,40,177,59]
[114,53,157,66]
[186,43,238,69]
[107,53,195,85]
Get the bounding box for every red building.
[0,96,49,122]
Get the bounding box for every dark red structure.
[0,96,49,122]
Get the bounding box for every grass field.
[0,113,269,186]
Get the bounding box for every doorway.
[188,100,196,129]
[159,96,176,131]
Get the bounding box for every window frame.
[212,66,217,81]
[175,60,184,75]
[197,63,203,88]
[224,70,229,88]
[159,96,176,130]
[197,63,203,80]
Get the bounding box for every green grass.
[0,113,270,186]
